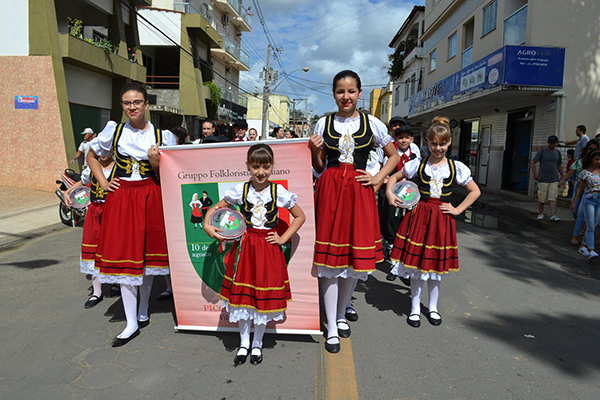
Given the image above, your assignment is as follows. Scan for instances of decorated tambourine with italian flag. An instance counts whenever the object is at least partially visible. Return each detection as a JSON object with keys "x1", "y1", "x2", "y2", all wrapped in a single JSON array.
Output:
[
  {"x1": 391, "y1": 180, "x2": 420, "y2": 210},
  {"x1": 209, "y1": 207, "x2": 247, "y2": 240},
  {"x1": 68, "y1": 186, "x2": 91, "y2": 209}
]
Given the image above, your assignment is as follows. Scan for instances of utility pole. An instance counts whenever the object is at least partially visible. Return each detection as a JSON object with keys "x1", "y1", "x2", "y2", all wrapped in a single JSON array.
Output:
[
  {"x1": 291, "y1": 98, "x2": 306, "y2": 135},
  {"x1": 261, "y1": 44, "x2": 272, "y2": 139}
]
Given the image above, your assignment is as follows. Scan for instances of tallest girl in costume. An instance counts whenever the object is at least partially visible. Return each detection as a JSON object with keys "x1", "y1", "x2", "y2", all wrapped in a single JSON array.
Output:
[{"x1": 310, "y1": 70, "x2": 399, "y2": 353}]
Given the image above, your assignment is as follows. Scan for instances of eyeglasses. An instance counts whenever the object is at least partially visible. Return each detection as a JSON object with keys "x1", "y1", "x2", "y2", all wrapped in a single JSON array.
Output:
[{"x1": 121, "y1": 100, "x2": 145, "y2": 107}]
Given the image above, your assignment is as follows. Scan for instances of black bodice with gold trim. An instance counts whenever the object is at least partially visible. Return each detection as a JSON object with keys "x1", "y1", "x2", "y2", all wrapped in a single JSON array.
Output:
[
  {"x1": 109, "y1": 123, "x2": 162, "y2": 180},
  {"x1": 410, "y1": 157, "x2": 457, "y2": 200},
  {"x1": 241, "y1": 182, "x2": 279, "y2": 229},
  {"x1": 323, "y1": 111, "x2": 374, "y2": 170}
]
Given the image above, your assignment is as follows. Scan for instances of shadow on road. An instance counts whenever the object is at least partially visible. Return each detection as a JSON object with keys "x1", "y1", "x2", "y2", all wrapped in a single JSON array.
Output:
[
  {"x1": 0, "y1": 259, "x2": 60, "y2": 269},
  {"x1": 463, "y1": 311, "x2": 600, "y2": 377}
]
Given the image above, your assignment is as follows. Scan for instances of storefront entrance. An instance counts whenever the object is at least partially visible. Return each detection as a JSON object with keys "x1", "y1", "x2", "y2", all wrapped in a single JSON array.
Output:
[
  {"x1": 502, "y1": 108, "x2": 534, "y2": 193},
  {"x1": 459, "y1": 118, "x2": 480, "y2": 179}
]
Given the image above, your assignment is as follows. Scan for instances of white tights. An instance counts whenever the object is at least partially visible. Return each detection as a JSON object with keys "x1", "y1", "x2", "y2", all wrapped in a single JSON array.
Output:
[
  {"x1": 409, "y1": 278, "x2": 441, "y2": 319},
  {"x1": 237, "y1": 320, "x2": 267, "y2": 356},
  {"x1": 321, "y1": 277, "x2": 357, "y2": 343},
  {"x1": 118, "y1": 275, "x2": 154, "y2": 339}
]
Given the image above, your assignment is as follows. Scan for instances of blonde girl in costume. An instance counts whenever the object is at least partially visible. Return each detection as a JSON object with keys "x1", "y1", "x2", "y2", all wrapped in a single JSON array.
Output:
[
  {"x1": 386, "y1": 117, "x2": 480, "y2": 327},
  {"x1": 65, "y1": 153, "x2": 114, "y2": 308},
  {"x1": 204, "y1": 144, "x2": 306, "y2": 366},
  {"x1": 87, "y1": 82, "x2": 177, "y2": 347},
  {"x1": 310, "y1": 70, "x2": 400, "y2": 353}
]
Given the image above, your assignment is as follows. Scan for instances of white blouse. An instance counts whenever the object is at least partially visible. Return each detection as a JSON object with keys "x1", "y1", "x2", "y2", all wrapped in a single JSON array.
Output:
[
  {"x1": 224, "y1": 182, "x2": 298, "y2": 229},
  {"x1": 89, "y1": 121, "x2": 176, "y2": 181},
  {"x1": 314, "y1": 114, "x2": 392, "y2": 164},
  {"x1": 80, "y1": 165, "x2": 113, "y2": 186},
  {"x1": 402, "y1": 158, "x2": 473, "y2": 198}
]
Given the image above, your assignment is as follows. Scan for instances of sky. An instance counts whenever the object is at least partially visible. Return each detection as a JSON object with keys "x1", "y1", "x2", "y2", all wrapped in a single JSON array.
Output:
[{"x1": 239, "y1": 0, "x2": 424, "y2": 117}]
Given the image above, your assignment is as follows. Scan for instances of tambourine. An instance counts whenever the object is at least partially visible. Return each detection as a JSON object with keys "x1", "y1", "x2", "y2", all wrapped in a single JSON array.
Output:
[
  {"x1": 69, "y1": 186, "x2": 91, "y2": 209},
  {"x1": 391, "y1": 180, "x2": 420, "y2": 209},
  {"x1": 209, "y1": 208, "x2": 247, "y2": 240}
]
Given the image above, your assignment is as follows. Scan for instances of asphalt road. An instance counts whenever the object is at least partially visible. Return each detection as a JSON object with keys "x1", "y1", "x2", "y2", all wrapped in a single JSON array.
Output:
[{"x1": 1, "y1": 210, "x2": 599, "y2": 399}]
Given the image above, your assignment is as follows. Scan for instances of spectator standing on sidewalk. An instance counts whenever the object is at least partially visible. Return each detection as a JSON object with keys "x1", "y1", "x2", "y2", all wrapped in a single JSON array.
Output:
[
  {"x1": 70, "y1": 128, "x2": 96, "y2": 169},
  {"x1": 532, "y1": 135, "x2": 564, "y2": 221},
  {"x1": 565, "y1": 125, "x2": 589, "y2": 159},
  {"x1": 571, "y1": 149, "x2": 600, "y2": 260}
]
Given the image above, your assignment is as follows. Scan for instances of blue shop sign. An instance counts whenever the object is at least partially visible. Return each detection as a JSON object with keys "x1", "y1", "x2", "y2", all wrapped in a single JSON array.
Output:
[
  {"x1": 409, "y1": 46, "x2": 565, "y2": 116},
  {"x1": 15, "y1": 95, "x2": 38, "y2": 110}
]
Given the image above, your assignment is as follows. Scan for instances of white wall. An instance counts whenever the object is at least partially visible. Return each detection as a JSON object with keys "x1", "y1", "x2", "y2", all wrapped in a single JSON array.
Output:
[
  {"x1": 138, "y1": 9, "x2": 181, "y2": 46},
  {"x1": 0, "y1": 0, "x2": 28, "y2": 55},
  {"x1": 64, "y1": 64, "x2": 112, "y2": 109}
]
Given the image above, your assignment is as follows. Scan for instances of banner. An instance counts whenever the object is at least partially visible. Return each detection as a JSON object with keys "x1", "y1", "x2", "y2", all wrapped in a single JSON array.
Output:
[{"x1": 159, "y1": 139, "x2": 320, "y2": 335}]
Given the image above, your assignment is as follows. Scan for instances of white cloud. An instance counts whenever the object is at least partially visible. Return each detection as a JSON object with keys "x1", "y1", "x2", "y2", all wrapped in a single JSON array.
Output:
[{"x1": 240, "y1": 0, "x2": 421, "y2": 115}]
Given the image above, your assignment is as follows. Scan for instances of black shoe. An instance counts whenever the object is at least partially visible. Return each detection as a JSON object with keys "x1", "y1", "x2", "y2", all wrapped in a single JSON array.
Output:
[
  {"x1": 234, "y1": 347, "x2": 249, "y2": 366},
  {"x1": 111, "y1": 329, "x2": 140, "y2": 347},
  {"x1": 386, "y1": 271, "x2": 397, "y2": 281},
  {"x1": 399, "y1": 276, "x2": 411, "y2": 286},
  {"x1": 325, "y1": 336, "x2": 340, "y2": 354},
  {"x1": 84, "y1": 294, "x2": 103, "y2": 309},
  {"x1": 407, "y1": 314, "x2": 421, "y2": 328},
  {"x1": 109, "y1": 285, "x2": 120, "y2": 298},
  {"x1": 138, "y1": 319, "x2": 150, "y2": 329},
  {"x1": 250, "y1": 347, "x2": 263, "y2": 365},
  {"x1": 345, "y1": 307, "x2": 358, "y2": 322},
  {"x1": 156, "y1": 290, "x2": 173, "y2": 301},
  {"x1": 337, "y1": 320, "x2": 351, "y2": 338},
  {"x1": 428, "y1": 311, "x2": 442, "y2": 326}
]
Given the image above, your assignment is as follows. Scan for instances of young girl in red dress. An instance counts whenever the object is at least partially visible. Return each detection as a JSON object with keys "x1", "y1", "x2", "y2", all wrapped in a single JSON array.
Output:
[
  {"x1": 65, "y1": 154, "x2": 115, "y2": 308},
  {"x1": 310, "y1": 70, "x2": 400, "y2": 353},
  {"x1": 87, "y1": 82, "x2": 177, "y2": 347},
  {"x1": 386, "y1": 117, "x2": 480, "y2": 327},
  {"x1": 204, "y1": 144, "x2": 306, "y2": 366}
]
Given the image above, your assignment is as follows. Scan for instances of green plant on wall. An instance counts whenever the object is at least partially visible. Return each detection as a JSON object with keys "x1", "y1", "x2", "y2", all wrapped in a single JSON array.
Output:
[
  {"x1": 67, "y1": 17, "x2": 83, "y2": 39},
  {"x1": 203, "y1": 81, "x2": 222, "y2": 107},
  {"x1": 96, "y1": 38, "x2": 113, "y2": 54}
]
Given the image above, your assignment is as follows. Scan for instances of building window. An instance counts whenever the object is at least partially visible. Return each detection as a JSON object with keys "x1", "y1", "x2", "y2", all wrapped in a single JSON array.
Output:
[
  {"x1": 462, "y1": 19, "x2": 474, "y2": 68},
  {"x1": 430, "y1": 49, "x2": 437, "y2": 72},
  {"x1": 483, "y1": 1, "x2": 497, "y2": 36},
  {"x1": 410, "y1": 73, "x2": 417, "y2": 96},
  {"x1": 395, "y1": 86, "x2": 400, "y2": 105},
  {"x1": 504, "y1": 5, "x2": 528, "y2": 45},
  {"x1": 448, "y1": 32, "x2": 457, "y2": 59},
  {"x1": 404, "y1": 78, "x2": 410, "y2": 100}
]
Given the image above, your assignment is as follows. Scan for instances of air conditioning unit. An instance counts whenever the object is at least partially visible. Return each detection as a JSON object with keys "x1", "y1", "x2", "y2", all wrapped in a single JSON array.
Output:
[{"x1": 222, "y1": 14, "x2": 230, "y2": 25}]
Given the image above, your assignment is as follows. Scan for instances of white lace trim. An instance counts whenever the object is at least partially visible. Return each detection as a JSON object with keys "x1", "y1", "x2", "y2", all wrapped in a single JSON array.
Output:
[
  {"x1": 80, "y1": 258, "x2": 97, "y2": 275},
  {"x1": 390, "y1": 261, "x2": 442, "y2": 282},
  {"x1": 145, "y1": 267, "x2": 170, "y2": 276},
  {"x1": 222, "y1": 300, "x2": 285, "y2": 325},
  {"x1": 97, "y1": 274, "x2": 143, "y2": 286},
  {"x1": 317, "y1": 265, "x2": 369, "y2": 281}
]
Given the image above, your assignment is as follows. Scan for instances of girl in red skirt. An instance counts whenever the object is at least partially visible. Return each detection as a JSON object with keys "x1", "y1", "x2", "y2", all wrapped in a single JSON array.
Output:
[
  {"x1": 87, "y1": 82, "x2": 177, "y2": 347},
  {"x1": 64, "y1": 154, "x2": 114, "y2": 308},
  {"x1": 204, "y1": 144, "x2": 306, "y2": 366},
  {"x1": 310, "y1": 70, "x2": 400, "y2": 353},
  {"x1": 386, "y1": 117, "x2": 480, "y2": 327}
]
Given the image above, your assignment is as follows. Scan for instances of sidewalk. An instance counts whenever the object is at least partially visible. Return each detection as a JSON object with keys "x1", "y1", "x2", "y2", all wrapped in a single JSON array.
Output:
[{"x1": 0, "y1": 187, "x2": 66, "y2": 250}]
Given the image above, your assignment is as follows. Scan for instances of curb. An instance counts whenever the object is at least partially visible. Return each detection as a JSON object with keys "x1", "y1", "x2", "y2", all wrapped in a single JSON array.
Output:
[{"x1": 0, "y1": 222, "x2": 70, "y2": 252}]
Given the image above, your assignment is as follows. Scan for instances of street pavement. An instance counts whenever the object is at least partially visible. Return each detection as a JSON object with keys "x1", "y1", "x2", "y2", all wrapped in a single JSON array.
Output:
[{"x1": 1, "y1": 186, "x2": 600, "y2": 399}]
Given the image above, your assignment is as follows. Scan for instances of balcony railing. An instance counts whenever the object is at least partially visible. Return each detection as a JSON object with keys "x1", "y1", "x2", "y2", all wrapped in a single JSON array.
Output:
[
  {"x1": 504, "y1": 5, "x2": 527, "y2": 46},
  {"x1": 237, "y1": 5, "x2": 252, "y2": 28},
  {"x1": 239, "y1": 48, "x2": 250, "y2": 67},
  {"x1": 461, "y1": 46, "x2": 473, "y2": 68},
  {"x1": 147, "y1": 75, "x2": 180, "y2": 89}
]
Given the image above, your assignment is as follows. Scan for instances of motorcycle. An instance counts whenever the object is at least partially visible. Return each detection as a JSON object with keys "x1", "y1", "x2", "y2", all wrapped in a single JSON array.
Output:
[{"x1": 55, "y1": 169, "x2": 87, "y2": 226}]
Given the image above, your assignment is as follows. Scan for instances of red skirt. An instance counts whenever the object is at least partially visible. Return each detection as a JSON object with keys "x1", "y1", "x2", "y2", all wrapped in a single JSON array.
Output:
[
  {"x1": 314, "y1": 164, "x2": 383, "y2": 272},
  {"x1": 390, "y1": 198, "x2": 459, "y2": 274},
  {"x1": 95, "y1": 178, "x2": 169, "y2": 282},
  {"x1": 220, "y1": 228, "x2": 291, "y2": 313},
  {"x1": 81, "y1": 201, "x2": 103, "y2": 263}
]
